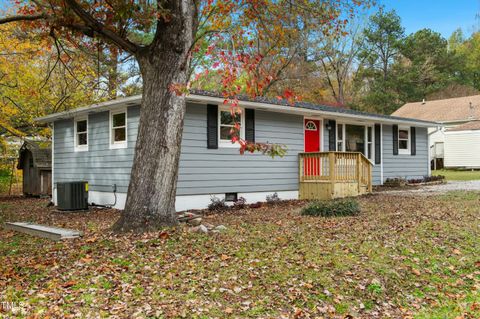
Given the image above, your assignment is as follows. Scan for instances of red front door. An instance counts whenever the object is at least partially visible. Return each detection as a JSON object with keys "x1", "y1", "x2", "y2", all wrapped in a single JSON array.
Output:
[
  {"x1": 304, "y1": 119, "x2": 321, "y2": 177},
  {"x1": 304, "y1": 119, "x2": 321, "y2": 152}
]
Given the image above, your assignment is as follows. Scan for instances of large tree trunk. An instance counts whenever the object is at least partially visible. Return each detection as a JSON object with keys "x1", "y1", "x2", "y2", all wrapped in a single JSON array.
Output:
[{"x1": 113, "y1": 1, "x2": 196, "y2": 232}]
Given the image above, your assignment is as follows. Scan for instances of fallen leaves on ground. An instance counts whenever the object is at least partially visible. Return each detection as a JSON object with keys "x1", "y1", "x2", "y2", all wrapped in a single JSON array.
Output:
[{"x1": 1, "y1": 192, "x2": 480, "y2": 318}]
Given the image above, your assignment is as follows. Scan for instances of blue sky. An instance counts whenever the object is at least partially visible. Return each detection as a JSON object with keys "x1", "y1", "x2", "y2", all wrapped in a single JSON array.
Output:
[{"x1": 381, "y1": 0, "x2": 480, "y2": 38}]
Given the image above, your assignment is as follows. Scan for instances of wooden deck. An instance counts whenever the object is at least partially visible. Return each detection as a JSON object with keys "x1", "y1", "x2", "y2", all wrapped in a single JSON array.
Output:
[{"x1": 299, "y1": 152, "x2": 373, "y2": 200}]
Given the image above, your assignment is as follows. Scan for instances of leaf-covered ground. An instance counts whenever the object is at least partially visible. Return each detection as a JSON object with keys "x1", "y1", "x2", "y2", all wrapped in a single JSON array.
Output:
[{"x1": 1, "y1": 192, "x2": 480, "y2": 318}]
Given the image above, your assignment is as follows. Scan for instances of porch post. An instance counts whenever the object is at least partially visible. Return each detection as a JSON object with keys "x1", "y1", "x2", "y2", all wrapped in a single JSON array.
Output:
[
  {"x1": 368, "y1": 161, "x2": 373, "y2": 192},
  {"x1": 329, "y1": 152, "x2": 335, "y2": 197},
  {"x1": 356, "y1": 153, "x2": 361, "y2": 192}
]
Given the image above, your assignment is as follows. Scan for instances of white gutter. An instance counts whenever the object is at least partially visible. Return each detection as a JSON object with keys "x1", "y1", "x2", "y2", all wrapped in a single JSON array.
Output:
[
  {"x1": 36, "y1": 95, "x2": 142, "y2": 123},
  {"x1": 36, "y1": 93, "x2": 439, "y2": 128},
  {"x1": 428, "y1": 126, "x2": 441, "y2": 136}
]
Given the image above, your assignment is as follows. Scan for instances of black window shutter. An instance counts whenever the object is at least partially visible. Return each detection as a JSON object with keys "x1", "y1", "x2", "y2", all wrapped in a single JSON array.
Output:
[
  {"x1": 374, "y1": 124, "x2": 381, "y2": 164},
  {"x1": 392, "y1": 124, "x2": 399, "y2": 155},
  {"x1": 207, "y1": 104, "x2": 218, "y2": 149},
  {"x1": 411, "y1": 127, "x2": 416, "y2": 155},
  {"x1": 328, "y1": 120, "x2": 336, "y2": 151},
  {"x1": 245, "y1": 109, "x2": 255, "y2": 143}
]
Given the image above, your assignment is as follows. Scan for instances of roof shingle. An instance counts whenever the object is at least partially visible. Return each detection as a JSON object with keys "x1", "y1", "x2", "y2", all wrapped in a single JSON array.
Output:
[
  {"x1": 392, "y1": 95, "x2": 480, "y2": 123},
  {"x1": 446, "y1": 120, "x2": 480, "y2": 132}
]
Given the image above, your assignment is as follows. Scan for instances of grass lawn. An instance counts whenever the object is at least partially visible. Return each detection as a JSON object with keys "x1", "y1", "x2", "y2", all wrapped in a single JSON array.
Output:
[
  {"x1": 1, "y1": 193, "x2": 480, "y2": 318},
  {"x1": 433, "y1": 169, "x2": 480, "y2": 181}
]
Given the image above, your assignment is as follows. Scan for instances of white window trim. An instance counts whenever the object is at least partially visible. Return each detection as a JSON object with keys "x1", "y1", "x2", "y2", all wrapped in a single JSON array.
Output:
[
  {"x1": 218, "y1": 105, "x2": 245, "y2": 148},
  {"x1": 365, "y1": 125, "x2": 374, "y2": 162},
  {"x1": 398, "y1": 126, "x2": 410, "y2": 155},
  {"x1": 109, "y1": 108, "x2": 128, "y2": 149},
  {"x1": 336, "y1": 123, "x2": 345, "y2": 152},
  {"x1": 74, "y1": 116, "x2": 88, "y2": 152},
  {"x1": 335, "y1": 121, "x2": 375, "y2": 164}
]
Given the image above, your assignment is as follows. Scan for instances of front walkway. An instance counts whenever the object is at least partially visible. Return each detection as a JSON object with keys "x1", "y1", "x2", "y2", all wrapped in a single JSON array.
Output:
[{"x1": 380, "y1": 180, "x2": 480, "y2": 196}]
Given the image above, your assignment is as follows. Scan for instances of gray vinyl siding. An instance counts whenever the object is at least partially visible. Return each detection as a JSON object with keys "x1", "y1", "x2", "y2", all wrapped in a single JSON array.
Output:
[
  {"x1": 177, "y1": 104, "x2": 303, "y2": 195},
  {"x1": 53, "y1": 103, "x2": 304, "y2": 196},
  {"x1": 53, "y1": 106, "x2": 139, "y2": 193},
  {"x1": 372, "y1": 164, "x2": 382, "y2": 185},
  {"x1": 53, "y1": 104, "x2": 430, "y2": 195},
  {"x1": 382, "y1": 125, "x2": 429, "y2": 180}
]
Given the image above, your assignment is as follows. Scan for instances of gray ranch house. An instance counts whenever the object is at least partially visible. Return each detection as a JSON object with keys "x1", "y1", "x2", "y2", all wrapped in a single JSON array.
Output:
[{"x1": 37, "y1": 91, "x2": 437, "y2": 211}]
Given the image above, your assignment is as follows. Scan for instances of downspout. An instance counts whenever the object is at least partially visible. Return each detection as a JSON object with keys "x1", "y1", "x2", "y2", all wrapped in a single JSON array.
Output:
[
  {"x1": 380, "y1": 124, "x2": 383, "y2": 184},
  {"x1": 51, "y1": 123, "x2": 55, "y2": 205}
]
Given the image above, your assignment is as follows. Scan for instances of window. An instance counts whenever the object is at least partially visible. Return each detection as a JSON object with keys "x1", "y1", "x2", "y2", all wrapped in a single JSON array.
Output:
[
  {"x1": 305, "y1": 121, "x2": 317, "y2": 131},
  {"x1": 366, "y1": 126, "x2": 373, "y2": 160},
  {"x1": 219, "y1": 106, "x2": 244, "y2": 147},
  {"x1": 345, "y1": 125, "x2": 365, "y2": 153},
  {"x1": 337, "y1": 124, "x2": 344, "y2": 151},
  {"x1": 335, "y1": 123, "x2": 375, "y2": 163},
  {"x1": 75, "y1": 117, "x2": 88, "y2": 151},
  {"x1": 110, "y1": 110, "x2": 127, "y2": 149},
  {"x1": 398, "y1": 126, "x2": 410, "y2": 154}
]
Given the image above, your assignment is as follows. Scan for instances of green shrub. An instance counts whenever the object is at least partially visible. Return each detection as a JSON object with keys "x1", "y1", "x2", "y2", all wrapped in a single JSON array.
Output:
[
  {"x1": 0, "y1": 169, "x2": 11, "y2": 193},
  {"x1": 301, "y1": 198, "x2": 360, "y2": 217}
]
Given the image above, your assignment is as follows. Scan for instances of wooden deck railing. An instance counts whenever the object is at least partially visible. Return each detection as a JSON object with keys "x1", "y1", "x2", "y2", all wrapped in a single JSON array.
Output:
[{"x1": 299, "y1": 152, "x2": 373, "y2": 198}]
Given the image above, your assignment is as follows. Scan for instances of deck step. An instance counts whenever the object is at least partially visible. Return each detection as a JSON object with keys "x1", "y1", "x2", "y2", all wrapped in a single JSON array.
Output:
[{"x1": 3, "y1": 222, "x2": 83, "y2": 241}]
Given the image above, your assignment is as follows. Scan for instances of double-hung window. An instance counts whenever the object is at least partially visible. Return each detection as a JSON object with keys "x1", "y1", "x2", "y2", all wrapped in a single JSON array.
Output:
[
  {"x1": 219, "y1": 106, "x2": 244, "y2": 147},
  {"x1": 398, "y1": 126, "x2": 410, "y2": 154},
  {"x1": 110, "y1": 109, "x2": 127, "y2": 149},
  {"x1": 74, "y1": 117, "x2": 88, "y2": 152}
]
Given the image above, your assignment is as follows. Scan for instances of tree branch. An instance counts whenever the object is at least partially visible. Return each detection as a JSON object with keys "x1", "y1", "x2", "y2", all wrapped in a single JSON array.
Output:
[
  {"x1": 0, "y1": 13, "x2": 48, "y2": 25},
  {"x1": 63, "y1": 0, "x2": 139, "y2": 54}
]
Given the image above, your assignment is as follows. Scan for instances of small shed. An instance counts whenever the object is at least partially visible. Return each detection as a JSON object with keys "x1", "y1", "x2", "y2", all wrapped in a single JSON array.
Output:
[{"x1": 17, "y1": 140, "x2": 52, "y2": 196}]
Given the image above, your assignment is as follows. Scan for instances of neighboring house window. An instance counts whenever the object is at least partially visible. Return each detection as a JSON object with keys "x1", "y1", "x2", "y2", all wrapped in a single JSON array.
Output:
[
  {"x1": 75, "y1": 117, "x2": 88, "y2": 152},
  {"x1": 337, "y1": 124, "x2": 344, "y2": 151},
  {"x1": 110, "y1": 109, "x2": 127, "y2": 149},
  {"x1": 398, "y1": 126, "x2": 410, "y2": 154},
  {"x1": 218, "y1": 106, "x2": 244, "y2": 147}
]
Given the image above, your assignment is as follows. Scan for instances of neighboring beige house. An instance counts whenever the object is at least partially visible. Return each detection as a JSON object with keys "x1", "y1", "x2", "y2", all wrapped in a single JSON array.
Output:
[{"x1": 393, "y1": 95, "x2": 480, "y2": 169}]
